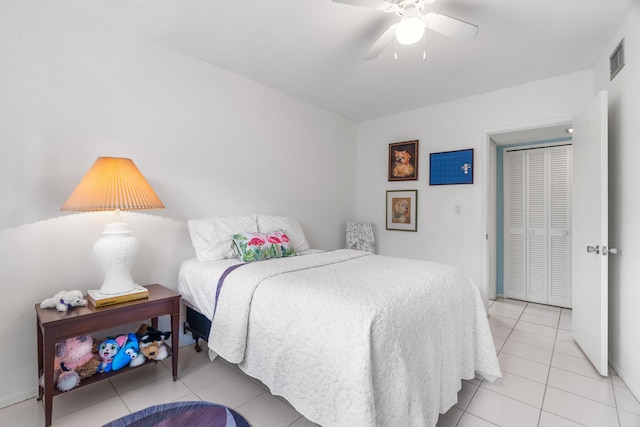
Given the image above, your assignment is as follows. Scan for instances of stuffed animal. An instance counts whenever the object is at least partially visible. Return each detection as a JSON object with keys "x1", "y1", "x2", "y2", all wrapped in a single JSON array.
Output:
[
  {"x1": 76, "y1": 339, "x2": 101, "y2": 379},
  {"x1": 40, "y1": 290, "x2": 87, "y2": 312},
  {"x1": 136, "y1": 323, "x2": 171, "y2": 361},
  {"x1": 129, "y1": 347, "x2": 146, "y2": 367},
  {"x1": 138, "y1": 339, "x2": 169, "y2": 361},
  {"x1": 111, "y1": 333, "x2": 143, "y2": 371},
  {"x1": 97, "y1": 335, "x2": 127, "y2": 373},
  {"x1": 39, "y1": 335, "x2": 100, "y2": 392}
]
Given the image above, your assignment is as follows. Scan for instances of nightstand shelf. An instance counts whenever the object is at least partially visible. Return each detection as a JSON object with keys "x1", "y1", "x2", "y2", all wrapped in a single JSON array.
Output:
[
  {"x1": 35, "y1": 284, "x2": 180, "y2": 427},
  {"x1": 49, "y1": 347, "x2": 172, "y2": 397}
]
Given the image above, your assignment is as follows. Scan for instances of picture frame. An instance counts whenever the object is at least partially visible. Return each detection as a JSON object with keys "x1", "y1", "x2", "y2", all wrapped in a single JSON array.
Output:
[
  {"x1": 429, "y1": 148, "x2": 474, "y2": 185},
  {"x1": 386, "y1": 190, "x2": 417, "y2": 231},
  {"x1": 388, "y1": 140, "x2": 419, "y2": 181}
]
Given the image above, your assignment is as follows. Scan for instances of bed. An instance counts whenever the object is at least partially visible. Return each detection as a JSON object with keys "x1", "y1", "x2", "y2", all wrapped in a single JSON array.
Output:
[{"x1": 179, "y1": 215, "x2": 501, "y2": 427}]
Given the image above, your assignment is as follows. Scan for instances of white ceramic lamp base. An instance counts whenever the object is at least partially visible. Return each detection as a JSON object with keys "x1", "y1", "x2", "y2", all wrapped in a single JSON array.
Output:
[{"x1": 93, "y1": 221, "x2": 140, "y2": 295}]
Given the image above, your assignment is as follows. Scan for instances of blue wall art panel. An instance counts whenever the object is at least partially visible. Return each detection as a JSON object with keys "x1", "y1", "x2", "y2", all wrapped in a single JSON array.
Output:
[{"x1": 429, "y1": 149, "x2": 474, "y2": 185}]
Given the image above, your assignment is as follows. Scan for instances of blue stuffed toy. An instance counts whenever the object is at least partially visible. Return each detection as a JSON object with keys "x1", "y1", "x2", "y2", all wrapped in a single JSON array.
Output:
[
  {"x1": 111, "y1": 333, "x2": 141, "y2": 371},
  {"x1": 97, "y1": 335, "x2": 127, "y2": 373}
]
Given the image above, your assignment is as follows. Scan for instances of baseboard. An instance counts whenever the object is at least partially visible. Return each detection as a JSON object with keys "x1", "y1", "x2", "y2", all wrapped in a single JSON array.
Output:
[
  {"x1": 609, "y1": 360, "x2": 640, "y2": 402},
  {"x1": 0, "y1": 387, "x2": 37, "y2": 410}
]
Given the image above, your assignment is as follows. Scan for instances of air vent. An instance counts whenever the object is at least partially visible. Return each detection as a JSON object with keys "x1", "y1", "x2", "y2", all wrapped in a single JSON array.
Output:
[{"x1": 610, "y1": 38, "x2": 625, "y2": 81}]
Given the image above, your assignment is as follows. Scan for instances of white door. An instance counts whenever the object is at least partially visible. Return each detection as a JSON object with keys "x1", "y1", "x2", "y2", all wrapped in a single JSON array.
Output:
[
  {"x1": 548, "y1": 146, "x2": 572, "y2": 307},
  {"x1": 526, "y1": 148, "x2": 549, "y2": 304},
  {"x1": 504, "y1": 151, "x2": 526, "y2": 300},
  {"x1": 571, "y1": 91, "x2": 609, "y2": 376},
  {"x1": 504, "y1": 146, "x2": 572, "y2": 307}
]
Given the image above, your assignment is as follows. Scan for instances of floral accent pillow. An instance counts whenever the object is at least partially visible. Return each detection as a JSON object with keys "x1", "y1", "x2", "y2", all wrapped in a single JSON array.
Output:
[{"x1": 232, "y1": 231, "x2": 297, "y2": 262}]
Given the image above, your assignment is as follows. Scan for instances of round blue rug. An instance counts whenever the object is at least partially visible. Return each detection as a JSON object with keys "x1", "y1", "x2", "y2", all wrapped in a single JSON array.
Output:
[{"x1": 103, "y1": 401, "x2": 251, "y2": 427}]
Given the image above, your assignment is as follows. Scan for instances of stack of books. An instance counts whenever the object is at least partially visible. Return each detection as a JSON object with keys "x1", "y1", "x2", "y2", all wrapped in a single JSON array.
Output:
[{"x1": 87, "y1": 284, "x2": 149, "y2": 308}]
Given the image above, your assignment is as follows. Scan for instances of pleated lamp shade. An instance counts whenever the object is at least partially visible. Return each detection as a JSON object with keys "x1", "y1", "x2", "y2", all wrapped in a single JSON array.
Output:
[
  {"x1": 61, "y1": 157, "x2": 164, "y2": 298},
  {"x1": 62, "y1": 157, "x2": 165, "y2": 212}
]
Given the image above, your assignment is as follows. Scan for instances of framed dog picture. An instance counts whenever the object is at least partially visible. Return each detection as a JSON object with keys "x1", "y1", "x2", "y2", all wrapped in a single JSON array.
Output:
[
  {"x1": 388, "y1": 140, "x2": 418, "y2": 181},
  {"x1": 386, "y1": 190, "x2": 417, "y2": 231}
]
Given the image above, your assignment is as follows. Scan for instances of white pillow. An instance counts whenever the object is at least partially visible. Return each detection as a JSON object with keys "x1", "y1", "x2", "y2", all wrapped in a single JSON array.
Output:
[
  {"x1": 256, "y1": 214, "x2": 310, "y2": 252},
  {"x1": 187, "y1": 215, "x2": 258, "y2": 262}
]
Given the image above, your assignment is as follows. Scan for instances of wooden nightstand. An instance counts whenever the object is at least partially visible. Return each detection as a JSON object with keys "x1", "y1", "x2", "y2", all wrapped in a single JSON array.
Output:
[{"x1": 35, "y1": 284, "x2": 181, "y2": 427}]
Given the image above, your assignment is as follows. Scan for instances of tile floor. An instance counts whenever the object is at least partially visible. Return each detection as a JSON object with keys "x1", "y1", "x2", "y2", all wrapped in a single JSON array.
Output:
[
  {"x1": 439, "y1": 298, "x2": 640, "y2": 427},
  {"x1": 2, "y1": 298, "x2": 639, "y2": 426}
]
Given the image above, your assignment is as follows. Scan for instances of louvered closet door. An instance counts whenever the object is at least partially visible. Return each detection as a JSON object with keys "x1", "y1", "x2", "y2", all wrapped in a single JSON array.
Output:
[
  {"x1": 504, "y1": 151, "x2": 526, "y2": 300},
  {"x1": 526, "y1": 149, "x2": 548, "y2": 304},
  {"x1": 503, "y1": 146, "x2": 572, "y2": 308},
  {"x1": 548, "y1": 146, "x2": 571, "y2": 307}
]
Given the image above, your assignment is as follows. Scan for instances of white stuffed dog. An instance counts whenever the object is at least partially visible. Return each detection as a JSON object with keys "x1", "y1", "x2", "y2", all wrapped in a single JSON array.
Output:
[{"x1": 40, "y1": 290, "x2": 87, "y2": 312}]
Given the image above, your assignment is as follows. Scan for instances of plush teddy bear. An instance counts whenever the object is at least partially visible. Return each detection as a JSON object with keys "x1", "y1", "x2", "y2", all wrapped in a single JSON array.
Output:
[
  {"x1": 39, "y1": 334, "x2": 101, "y2": 392},
  {"x1": 40, "y1": 290, "x2": 87, "y2": 312},
  {"x1": 135, "y1": 323, "x2": 171, "y2": 361}
]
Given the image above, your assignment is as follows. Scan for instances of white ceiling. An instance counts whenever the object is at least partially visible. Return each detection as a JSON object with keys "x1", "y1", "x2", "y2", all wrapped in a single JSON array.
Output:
[{"x1": 63, "y1": 0, "x2": 635, "y2": 122}]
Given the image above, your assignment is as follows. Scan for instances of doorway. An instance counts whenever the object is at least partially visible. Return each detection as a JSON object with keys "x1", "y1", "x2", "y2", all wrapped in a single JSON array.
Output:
[
  {"x1": 482, "y1": 121, "x2": 573, "y2": 304},
  {"x1": 482, "y1": 93, "x2": 610, "y2": 374}
]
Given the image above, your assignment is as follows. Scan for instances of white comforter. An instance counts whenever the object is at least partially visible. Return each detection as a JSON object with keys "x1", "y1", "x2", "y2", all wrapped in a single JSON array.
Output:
[{"x1": 205, "y1": 249, "x2": 500, "y2": 427}]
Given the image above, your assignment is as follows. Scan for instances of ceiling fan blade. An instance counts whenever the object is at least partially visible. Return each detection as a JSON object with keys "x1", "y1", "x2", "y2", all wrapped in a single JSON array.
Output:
[
  {"x1": 424, "y1": 12, "x2": 478, "y2": 40},
  {"x1": 332, "y1": 0, "x2": 395, "y2": 12},
  {"x1": 363, "y1": 23, "x2": 398, "y2": 60}
]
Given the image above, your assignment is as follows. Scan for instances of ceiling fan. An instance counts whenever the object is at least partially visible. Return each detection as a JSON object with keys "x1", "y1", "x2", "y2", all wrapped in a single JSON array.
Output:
[{"x1": 333, "y1": 0, "x2": 478, "y2": 60}]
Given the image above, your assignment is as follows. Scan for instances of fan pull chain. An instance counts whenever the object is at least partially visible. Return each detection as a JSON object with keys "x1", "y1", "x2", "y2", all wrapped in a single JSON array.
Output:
[
  {"x1": 422, "y1": 32, "x2": 426, "y2": 61},
  {"x1": 394, "y1": 38, "x2": 398, "y2": 61}
]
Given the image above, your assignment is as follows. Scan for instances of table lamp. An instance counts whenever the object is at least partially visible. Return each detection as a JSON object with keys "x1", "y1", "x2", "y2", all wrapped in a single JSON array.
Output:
[{"x1": 61, "y1": 157, "x2": 165, "y2": 299}]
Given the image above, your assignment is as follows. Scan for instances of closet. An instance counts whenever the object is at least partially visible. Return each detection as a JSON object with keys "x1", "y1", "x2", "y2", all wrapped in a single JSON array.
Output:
[{"x1": 503, "y1": 144, "x2": 572, "y2": 308}]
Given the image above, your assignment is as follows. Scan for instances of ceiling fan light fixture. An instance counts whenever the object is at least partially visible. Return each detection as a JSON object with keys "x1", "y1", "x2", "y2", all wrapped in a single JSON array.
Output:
[{"x1": 396, "y1": 8, "x2": 424, "y2": 45}]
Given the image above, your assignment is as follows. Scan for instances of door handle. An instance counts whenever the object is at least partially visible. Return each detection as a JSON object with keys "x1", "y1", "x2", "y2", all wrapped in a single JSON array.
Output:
[
  {"x1": 587, "y1": 245, "x2": 600, "y2": 254},
  {"x1": 603, "y1": 246, "x2": 619, "y2": 255}
]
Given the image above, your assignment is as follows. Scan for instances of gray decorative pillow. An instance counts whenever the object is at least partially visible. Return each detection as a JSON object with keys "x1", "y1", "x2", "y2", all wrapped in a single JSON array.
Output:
[{"x1": 346, "y1": 221, "x2": 375, "y2": 253}]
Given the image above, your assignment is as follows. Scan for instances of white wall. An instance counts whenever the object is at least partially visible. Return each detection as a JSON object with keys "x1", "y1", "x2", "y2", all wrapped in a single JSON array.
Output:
[
  {"x1": 0, "y1": 2, "x2": 356, "y2": 407},
  {"x1": 593, "y1": 1, "x2": 640, "y2": 399},
  {"x1": 355, "y1": 71, "x2": 593, "y2": 291}
]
